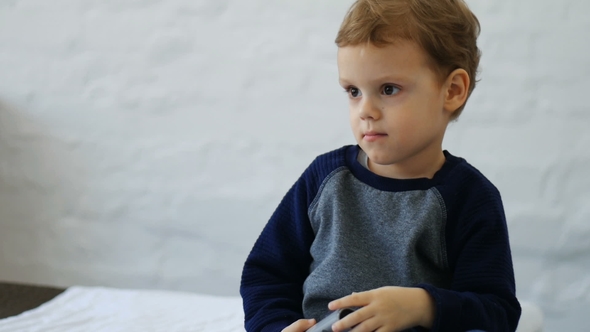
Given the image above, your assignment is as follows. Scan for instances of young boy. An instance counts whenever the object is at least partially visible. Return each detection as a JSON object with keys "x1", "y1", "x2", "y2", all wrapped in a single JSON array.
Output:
[{"x1": 240, "y1": 0, "x2": 521, "y2": 331}]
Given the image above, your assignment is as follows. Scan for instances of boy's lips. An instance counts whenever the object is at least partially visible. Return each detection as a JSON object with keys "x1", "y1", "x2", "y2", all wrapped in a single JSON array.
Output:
[{"x1": 363, "y1": 131, "x2": 387, "y2": 142}]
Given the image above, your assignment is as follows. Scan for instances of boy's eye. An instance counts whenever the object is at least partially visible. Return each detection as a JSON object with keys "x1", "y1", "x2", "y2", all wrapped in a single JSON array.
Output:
[
  {"x1": 382, "y1": 85, "x2": 400, "y2": 96},
  {"x1": 346, "y1": 87, "x2": 361, "y2": 98}
]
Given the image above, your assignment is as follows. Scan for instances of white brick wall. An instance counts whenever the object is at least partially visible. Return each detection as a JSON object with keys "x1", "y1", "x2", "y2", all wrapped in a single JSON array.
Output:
[{"x1": 0, "y1": 0, "x2": 588, "y2": 329}]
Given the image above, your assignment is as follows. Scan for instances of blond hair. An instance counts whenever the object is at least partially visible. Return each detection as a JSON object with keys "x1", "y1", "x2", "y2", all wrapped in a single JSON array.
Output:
[{"x1": 335, "y1": 0, "x2": 481, "y2": 118}]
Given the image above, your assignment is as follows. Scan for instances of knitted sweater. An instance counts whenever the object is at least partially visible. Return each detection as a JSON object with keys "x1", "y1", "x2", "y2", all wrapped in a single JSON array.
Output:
[{"x1": 240, "y1": 145, "x2": 521, "y2": 332}]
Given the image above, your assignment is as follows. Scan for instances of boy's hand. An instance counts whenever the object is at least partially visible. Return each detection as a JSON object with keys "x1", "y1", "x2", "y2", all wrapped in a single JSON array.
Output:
[
  {"x1": 281, "y1": 319, "x2": 316, "y2": 332},
  {"x1": 328, "y1": 286, "x2": 435, "y2": 332}
]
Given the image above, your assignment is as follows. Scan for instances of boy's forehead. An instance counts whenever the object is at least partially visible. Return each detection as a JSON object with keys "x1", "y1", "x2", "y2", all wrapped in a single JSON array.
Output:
[
  {"x1": 337, "y1": 41, "x2": 430, "y2": 82},
  {"x1": 337, "y1": 40, "x2": 426, "y2": 63}
]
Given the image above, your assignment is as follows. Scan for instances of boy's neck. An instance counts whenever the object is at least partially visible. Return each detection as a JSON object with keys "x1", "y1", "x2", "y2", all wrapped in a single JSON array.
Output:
[{"x1": 366, "y1": 146, "x2": 446, "y2": 180}]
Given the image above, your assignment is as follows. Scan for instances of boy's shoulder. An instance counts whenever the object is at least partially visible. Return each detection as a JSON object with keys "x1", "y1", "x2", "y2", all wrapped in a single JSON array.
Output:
[
  {"x1": 440, "y1": 151, "x2": 503, "y2": 205},
  {"x1": 297, "y1": 145, "x2": 353, "y2": 186},
  {"x1": 312, "y1": 145, "x2": 352, "y2": 162},
  {"x1": 443, "y1": 152, "x2": 499, "y2": 189},
  {"x1": 305, "y1": 145, "x2": 353, "y2": 174}
]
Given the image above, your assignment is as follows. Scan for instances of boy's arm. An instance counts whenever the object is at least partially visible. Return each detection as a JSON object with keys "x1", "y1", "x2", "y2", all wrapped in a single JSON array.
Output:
[
  {"x1": 417, "y1": 185, "x2": 521, "y2": 332},
  {"x1": 240, "y1": 175, "x2": 316, "y2": 332}
]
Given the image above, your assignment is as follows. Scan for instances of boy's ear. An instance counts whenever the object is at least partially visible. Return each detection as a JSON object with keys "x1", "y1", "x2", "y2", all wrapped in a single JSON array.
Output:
[{"x1": 443, "y1": 68, "x2": 470, "y2": 114}]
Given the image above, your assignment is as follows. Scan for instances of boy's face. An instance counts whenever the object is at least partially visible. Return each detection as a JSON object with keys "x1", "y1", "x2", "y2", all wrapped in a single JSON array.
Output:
[{"x1": 337, "y1": 40, "x2": 453, "y2": 179}]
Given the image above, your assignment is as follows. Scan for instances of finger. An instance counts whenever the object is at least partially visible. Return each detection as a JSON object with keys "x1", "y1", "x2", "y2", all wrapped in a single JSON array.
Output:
[
  {"x1": 349, "y1": 316, "x2": 380, "y2": 332},
  {"x1": 329, "y1": 291, "x2": 370, "y2": 310},
  {"x1": 282, "y1": 319, "x2": 316, "y2": 332},
  {"x1": 375, "y1": 328, "x2": 392, "y2": 332},
  {"x1": 299, "y1": 319, "x2": 316, "y2": 330},
  {"x1": 332, "y1": 308, "x2": 372, "y2": 332}
]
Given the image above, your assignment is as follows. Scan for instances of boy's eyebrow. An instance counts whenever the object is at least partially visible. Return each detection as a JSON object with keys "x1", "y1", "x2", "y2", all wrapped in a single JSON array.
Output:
[{"x1": 339, "y1": 75, "x2": 410, "y2": 86}]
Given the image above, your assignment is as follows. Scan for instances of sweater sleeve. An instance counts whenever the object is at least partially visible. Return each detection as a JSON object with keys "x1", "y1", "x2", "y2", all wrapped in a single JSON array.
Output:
[
  {"x1": 239, "y1": 149, "x2": 346, "y2": 332},
  {"x1": 240, "y1": 176, "x2": 314, "y2": 332},
  {"x1": 418, "y1": 176, "x2": 521, "y2": 332}
]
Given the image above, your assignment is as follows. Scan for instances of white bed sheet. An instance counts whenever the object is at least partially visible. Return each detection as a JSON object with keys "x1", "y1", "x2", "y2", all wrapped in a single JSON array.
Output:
[
  {"x1": 0, "y1": 286, "x2": 543, "y2": 332},
  {"x1": 0, "y1": 286, "x2": 245, "y2": 332}
]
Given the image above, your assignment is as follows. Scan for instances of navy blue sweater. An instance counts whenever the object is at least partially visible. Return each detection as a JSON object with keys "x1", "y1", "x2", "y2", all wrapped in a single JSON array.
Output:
[{"x1": 240, "y1": 145, "x2": 521, "y2": 331}]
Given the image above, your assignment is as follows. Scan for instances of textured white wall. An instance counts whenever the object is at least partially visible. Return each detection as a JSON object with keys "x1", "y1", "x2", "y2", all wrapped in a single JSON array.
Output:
[{"x1": 0, "y1": 0, "x2": 588, "y2": 330}]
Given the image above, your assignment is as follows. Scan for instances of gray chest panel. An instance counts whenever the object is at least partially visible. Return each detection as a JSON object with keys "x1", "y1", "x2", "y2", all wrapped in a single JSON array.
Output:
[{"x1": 302, "y1": 169, "x2": 451, "y2": 320}]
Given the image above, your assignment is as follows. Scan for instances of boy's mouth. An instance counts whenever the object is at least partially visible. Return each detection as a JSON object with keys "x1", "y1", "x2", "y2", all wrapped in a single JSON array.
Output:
[{"x1": 363, "y1": 131, "x2": 387, "y2": 142}]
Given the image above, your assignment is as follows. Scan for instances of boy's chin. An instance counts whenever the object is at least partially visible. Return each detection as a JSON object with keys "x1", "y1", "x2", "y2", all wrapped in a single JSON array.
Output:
[{"x1": 365, "y1": 153, "x2": 399, "y2": 167}]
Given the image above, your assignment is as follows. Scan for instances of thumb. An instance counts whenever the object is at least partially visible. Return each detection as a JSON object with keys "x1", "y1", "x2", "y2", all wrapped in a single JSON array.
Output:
[
  {"x1": 300, "y1": 318, "x2": 316, "y2": 330},
  {"x1": 283, "y1": 319, "x2": 317, "y2": 332}
]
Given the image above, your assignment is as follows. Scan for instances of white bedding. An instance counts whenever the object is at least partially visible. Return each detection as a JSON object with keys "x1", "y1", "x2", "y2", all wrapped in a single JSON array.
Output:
[
  {"x1": 0, "y1": 286, "x2": 543, "y2": 332},
  {"x1": 0, "y1": 286, "x2": 246, "y2": 332}
]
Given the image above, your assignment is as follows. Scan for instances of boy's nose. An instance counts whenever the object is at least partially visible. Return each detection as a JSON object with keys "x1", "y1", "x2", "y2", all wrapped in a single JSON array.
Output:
[{"x1": 358, "y1": 97, "x2": 381, "y2": 120}]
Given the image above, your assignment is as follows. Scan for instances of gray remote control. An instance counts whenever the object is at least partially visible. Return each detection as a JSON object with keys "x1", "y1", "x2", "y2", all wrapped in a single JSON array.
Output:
[{"x1": 306, "y1": 308, "x2": 356, "y2": 332}]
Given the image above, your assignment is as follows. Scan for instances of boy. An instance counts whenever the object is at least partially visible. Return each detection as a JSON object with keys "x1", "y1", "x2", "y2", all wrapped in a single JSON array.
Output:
[{"x1": 240, "y1": 0, "x2": 521, "y2": 331}]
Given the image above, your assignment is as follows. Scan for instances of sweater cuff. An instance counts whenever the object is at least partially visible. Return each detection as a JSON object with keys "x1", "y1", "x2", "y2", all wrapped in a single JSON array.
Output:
[{"x1": 416, "y1": 283, "x2": 462, "y2": 332}]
